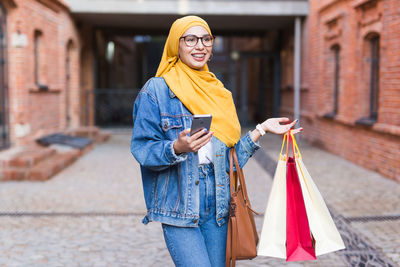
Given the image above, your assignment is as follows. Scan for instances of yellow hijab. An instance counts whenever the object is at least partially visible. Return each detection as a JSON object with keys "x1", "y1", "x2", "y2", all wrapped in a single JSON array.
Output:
[{"x1": 155, "y1": 16, "x2": 241, "y2": 147}]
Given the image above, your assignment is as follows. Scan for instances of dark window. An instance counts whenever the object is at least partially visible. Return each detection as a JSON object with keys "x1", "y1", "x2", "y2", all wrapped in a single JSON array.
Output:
[
  {"x1": 370, "y1": 36, "x2": 379, "y2": 120},
  {"x1": 332, "y1": 45, "x2": 340, "y2": 115},
  {"x1": 323, "y1": 45, "x2": 340, "y2": 120},
  {"x1": 33, "y1": 30, "x2": 48, "y2": 90},
  {"x1": 355, "y1": 34, "x2": 380, "y2": 126},
  {"x1": 66, "y1": 40, "x2": 73, "y2": 127},
  {"x1": 34, "y1": 30, "x2": 42, "y2": 85},
  {"x1": 0, "y1": 3, "x2": 10, "y2": 149}
]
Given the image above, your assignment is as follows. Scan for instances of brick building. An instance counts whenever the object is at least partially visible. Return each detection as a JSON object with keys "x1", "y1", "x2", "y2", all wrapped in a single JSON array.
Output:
[
  {"x1": 0, "y1": 0, "x2": 85, "y2": 149},
  {"x1": 280, "y1": 0, "x2": 400, "y2": 182}
]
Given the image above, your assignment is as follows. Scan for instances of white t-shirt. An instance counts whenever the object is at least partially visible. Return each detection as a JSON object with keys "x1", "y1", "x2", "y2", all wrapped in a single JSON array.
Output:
[{"x1": 198, "y1": 141, "x2": 213, "y2": 164}]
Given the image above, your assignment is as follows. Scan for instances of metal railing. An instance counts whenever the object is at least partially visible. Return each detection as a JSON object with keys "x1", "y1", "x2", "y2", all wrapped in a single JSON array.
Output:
[{"x1": 87, "y1": 89, "x2": 140, "y2": 127}]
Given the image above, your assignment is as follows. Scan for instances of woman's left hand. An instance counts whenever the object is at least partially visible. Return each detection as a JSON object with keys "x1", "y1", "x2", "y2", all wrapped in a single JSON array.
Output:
[{"x1": 261, "y1": 117, "x2": 303, "y2": 135}]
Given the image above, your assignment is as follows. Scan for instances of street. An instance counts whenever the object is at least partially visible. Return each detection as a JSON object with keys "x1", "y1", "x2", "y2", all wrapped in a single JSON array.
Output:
[{"x1": 0, "y1": 130, "x2": 399, "y2": 266}]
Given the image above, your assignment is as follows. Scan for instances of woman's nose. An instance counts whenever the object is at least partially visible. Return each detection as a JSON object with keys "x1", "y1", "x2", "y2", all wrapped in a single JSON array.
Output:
[{"x1": 195, "y1": 40, "x2": 205, "y2": 49}]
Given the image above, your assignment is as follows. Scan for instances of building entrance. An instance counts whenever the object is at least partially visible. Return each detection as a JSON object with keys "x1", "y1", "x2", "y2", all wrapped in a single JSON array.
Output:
[
  {"x1": 93, "y1": 30, "x2": 280, "y2": 127},
  {"x1": 237, "y1": 52, "x2": 280, "y2": 124},
  {"x1": 94, "y1": 31, "x2": 165, "y2": 127},
  {"x1": 207, "y1": 36, "x2": 281, "y2": 125}
]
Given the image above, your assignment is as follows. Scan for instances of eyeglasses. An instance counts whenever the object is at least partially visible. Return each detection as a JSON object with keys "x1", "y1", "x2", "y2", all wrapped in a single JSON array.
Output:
[{"x1": 180, "y1": 35, "x2": 215, "y2": 47}]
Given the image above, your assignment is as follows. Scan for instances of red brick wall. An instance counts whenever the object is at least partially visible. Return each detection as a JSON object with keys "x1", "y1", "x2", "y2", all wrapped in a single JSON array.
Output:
[
  {"x1": 281, "y1": 0, "x2": 400, "y2": 182},
  {"x1": 5, "y1": 0, "x2": 82, "y2": 146}
]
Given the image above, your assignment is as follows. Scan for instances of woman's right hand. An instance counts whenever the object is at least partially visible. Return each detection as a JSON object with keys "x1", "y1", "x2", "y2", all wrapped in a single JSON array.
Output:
[{"x1": 173, "y1": 128, "x2": 214, "y2": 154}]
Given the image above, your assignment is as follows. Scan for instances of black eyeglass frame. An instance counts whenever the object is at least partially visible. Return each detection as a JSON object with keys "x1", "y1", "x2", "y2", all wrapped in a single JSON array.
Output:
[{"x1": 179, "y1": 34, "x2": 215, "y2": 47}]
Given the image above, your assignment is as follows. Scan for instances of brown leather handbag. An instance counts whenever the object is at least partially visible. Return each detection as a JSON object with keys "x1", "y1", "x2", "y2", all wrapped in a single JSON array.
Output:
[{"x1": 226, "y1": 148, "x2": 259, "y2": 267}]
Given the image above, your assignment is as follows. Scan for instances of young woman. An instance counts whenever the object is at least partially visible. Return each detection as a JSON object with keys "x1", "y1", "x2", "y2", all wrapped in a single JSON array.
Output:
[{"x1": 131, "y1": 15, "x2": 302, "y2": 267}]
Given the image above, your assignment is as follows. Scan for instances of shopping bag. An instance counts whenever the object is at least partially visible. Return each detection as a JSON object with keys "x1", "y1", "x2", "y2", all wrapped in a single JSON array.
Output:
[
  {"x1": 286, "y1": 144, "x2": 317, "y2": 261},
  {"x1": 257, "y1": 134, "x2": 287, "y2": 258},
  {"x1": 226, "y1": 148, "x2": 258, "y2": 267},
  {"x1": 290, "y1": 132, "x2": 345, "y2": 256}
]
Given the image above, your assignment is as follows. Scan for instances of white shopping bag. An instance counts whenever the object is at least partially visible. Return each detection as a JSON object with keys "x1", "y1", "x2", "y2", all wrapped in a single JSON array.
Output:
[
  {"x1": 257, "y1": 136, "x2": 288, "y2": 258},
  {"x1": 291, "y1": 132, "x2": 346, "y2": 256}
]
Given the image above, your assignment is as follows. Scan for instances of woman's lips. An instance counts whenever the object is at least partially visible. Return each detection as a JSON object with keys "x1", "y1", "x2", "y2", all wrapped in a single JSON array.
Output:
[{"x1": 192, "y1": 54, "x2": 206, "y2": 62}]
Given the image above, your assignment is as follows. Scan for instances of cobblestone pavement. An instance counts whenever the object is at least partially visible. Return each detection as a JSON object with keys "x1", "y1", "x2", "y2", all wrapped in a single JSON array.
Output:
[{"x1": 0, "y1": 130, "x2": 399, "y2": 266}]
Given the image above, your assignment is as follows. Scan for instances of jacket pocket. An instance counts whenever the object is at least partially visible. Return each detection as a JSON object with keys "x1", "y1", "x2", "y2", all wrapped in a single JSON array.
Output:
[
  {"x1": 161, "y1": 116, "x2": 183, "y2": 131},
  {"x1": 161, "y1": 116, "x2": 183, "y2": 141}
]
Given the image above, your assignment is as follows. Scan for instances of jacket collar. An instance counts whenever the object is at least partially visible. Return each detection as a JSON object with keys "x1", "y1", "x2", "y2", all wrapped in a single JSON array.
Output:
[{"x1": 168, "y1": 89, "x2": 176, "y2": 98}]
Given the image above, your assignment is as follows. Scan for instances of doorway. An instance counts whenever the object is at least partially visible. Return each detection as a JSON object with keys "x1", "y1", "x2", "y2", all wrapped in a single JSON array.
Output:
[
  {"x1": 238, "y1": 52, "x2": 281, "y2": 124},
  {"x1": 94, "y1": 31, "x2": 165, "y2": 127}
]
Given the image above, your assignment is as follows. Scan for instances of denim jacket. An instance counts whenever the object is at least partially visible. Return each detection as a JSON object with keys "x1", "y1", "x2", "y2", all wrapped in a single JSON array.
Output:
[{"x1": 131, "y1": 77, "x2": 260, "y2": 227}]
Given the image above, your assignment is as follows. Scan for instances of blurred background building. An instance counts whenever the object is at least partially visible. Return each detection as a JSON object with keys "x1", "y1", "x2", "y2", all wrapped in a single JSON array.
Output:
[{"x1": 0, "y1": 0, "x2": 399, "y2": 181}]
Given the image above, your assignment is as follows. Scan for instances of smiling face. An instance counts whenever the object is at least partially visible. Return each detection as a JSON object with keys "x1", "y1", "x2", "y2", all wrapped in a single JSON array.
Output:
[{"x1": 178, "y1": 26, "x2": 213, "y2": 70}]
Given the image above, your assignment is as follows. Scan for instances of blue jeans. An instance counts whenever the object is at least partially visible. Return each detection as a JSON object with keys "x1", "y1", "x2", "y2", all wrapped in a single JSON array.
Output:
[{"x1": 162, "y1": 164, "x2": 228, "y2": 267}]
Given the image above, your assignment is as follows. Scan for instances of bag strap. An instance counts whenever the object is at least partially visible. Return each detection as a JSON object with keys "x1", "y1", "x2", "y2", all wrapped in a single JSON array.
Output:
[
  {"x1": 229, "y1": 148, "x2": 237, "y2": 195},
  {"x1": 290, "y1": 131, "x2": 302, "y2": 159},
  {"x1": 229, "y1": 148, "x2": 248, "y2": 201},
  {"x1": 289, "y1": 131, "x2": 312, "y2": 197},
  {"x1": 279, "y1": 133, "x2": 288, "y2": 158},
  {"x1": 226, "y1": 219, "x2": 232, "y2": 267},
  {"x1": 280, "y1": 131, "x2": 297, "y2": 160},
  {"x1": 227, "y1": 150, "x2": 238, "y2": 267},
  {"x1": 225, "y1": 216, "x2": 238, "y2": 267},
  {"x1": 280, "y1": 132, "x2": 295, "y2": 161},
  {"x1": 231, "y1": 148, "x2": 259, "y2": 215},
  {"x1": 287, "y1": 132, "x2": 290, "y2": 158},
  {"x1": 231, "y1": 216, "x2": 238, "y2": 267},
  {"x1": 232, "y1": 149, "x2": 248, "y2": 201}
]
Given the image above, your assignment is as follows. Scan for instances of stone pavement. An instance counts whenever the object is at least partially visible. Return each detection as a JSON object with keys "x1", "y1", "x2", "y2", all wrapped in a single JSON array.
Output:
[{"x1": 0, "y1": 129, "x2": 399, "y2": 266}]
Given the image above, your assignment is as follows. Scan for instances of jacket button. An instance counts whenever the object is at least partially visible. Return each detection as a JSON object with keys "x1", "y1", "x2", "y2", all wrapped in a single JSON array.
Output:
[
  {"x1": 193, "y1": 219, "x2": 198, "y2": 223},
  {"x1": 195, "y1": 180, "x2": 199, "y2": 185}
]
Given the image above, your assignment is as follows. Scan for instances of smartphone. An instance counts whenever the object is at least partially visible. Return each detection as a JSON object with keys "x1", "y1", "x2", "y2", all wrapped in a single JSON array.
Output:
[{"x1": 190, "y1": 114, "x2": 212, "y2": 136}]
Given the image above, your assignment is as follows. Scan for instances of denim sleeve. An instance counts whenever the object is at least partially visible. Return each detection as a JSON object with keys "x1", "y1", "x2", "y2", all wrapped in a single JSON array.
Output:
[
  {"x1": 226, "y1": 131, "x2": 260, "y2": 172},
  {"x1": 130, "y1": 83, "x2": 187, "y2": 171}
]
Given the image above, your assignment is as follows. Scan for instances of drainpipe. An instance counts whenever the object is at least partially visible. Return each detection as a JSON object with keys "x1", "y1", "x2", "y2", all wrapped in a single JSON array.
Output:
[{"x1": 294, "y1": 16, "x2": 301, "y2": 125}]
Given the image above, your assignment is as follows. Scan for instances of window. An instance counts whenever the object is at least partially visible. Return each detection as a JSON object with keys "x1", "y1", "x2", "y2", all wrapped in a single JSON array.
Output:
[
  {"x1": 369, "y1": 35, "x2": 379, "y2": 120},
  {"x1": 323, "y1": 45, "x2": 340, "y2": 119},
  {"x1": 0, "y1": 3, "x2": 9, "y2": 148},
  {"x1": 356, "y1": 33, "x2": 380, "y2": 126},
  {"x1": 34, "y1": 30, "x2": 48, "y2": 90},
  {"x1": 34, "y1": 30, "x2": 41, "y2": 85},
  {"x1": 332, "y1": 45, "x2": 340, "y2": 115},
  {"x1": 66, "y1": 40, "x2": 73, "y2": 127}
]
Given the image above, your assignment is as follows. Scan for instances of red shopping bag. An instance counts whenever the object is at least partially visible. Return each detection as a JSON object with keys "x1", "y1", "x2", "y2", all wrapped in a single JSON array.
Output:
[{"x1": 286, "y1": 134, "x2": 316, "y2": 262}]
